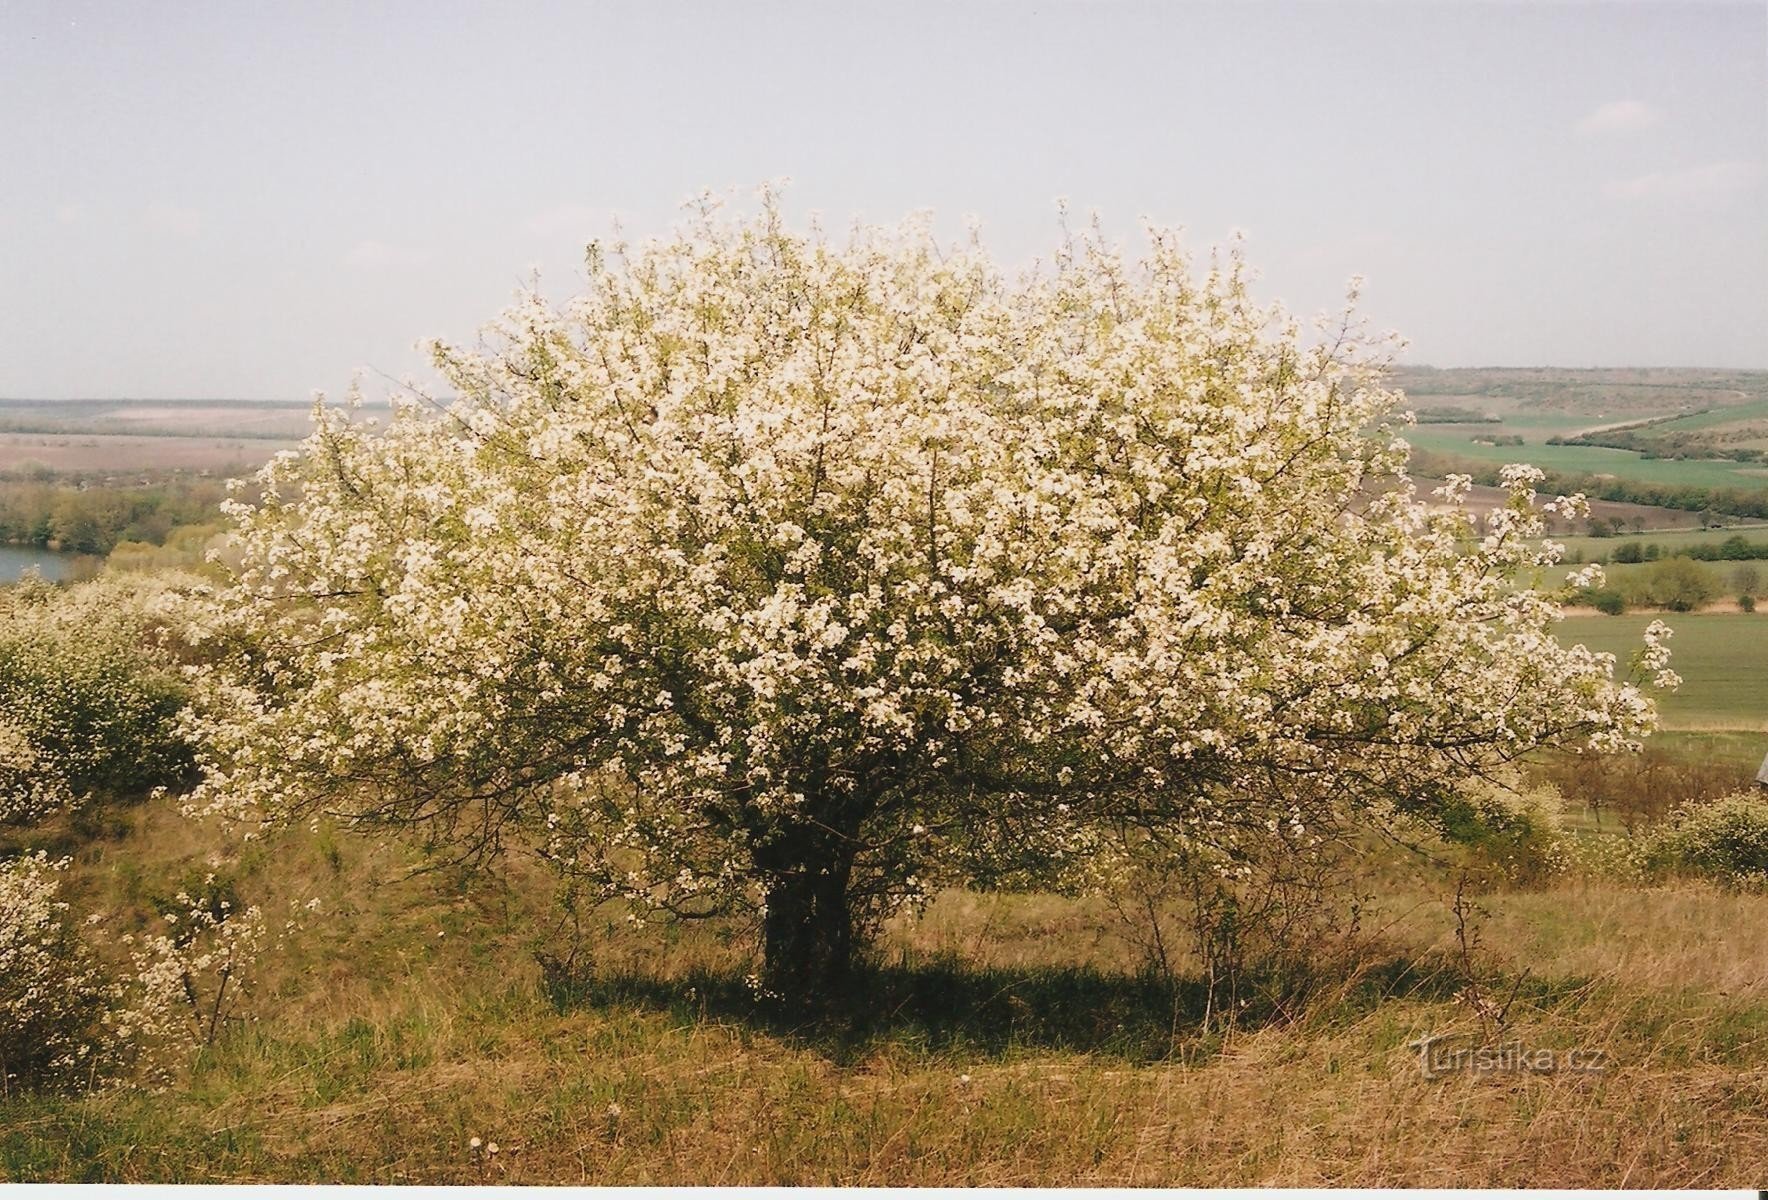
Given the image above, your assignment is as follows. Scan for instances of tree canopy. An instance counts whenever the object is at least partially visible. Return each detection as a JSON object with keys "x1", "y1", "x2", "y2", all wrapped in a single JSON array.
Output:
[{"x1": 188, "y1": 195, "x2": 1669, "y2": 995}]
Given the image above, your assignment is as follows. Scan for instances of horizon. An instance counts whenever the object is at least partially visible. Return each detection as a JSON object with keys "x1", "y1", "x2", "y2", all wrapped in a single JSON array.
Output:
[{"x1": 8, "y1": 363, "x2": 1768, "y2": 408}]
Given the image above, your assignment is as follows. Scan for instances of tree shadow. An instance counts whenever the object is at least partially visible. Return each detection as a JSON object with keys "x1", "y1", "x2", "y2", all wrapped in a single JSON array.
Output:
[{"x1": 538, "y1": 950, "x2": 1492, "y2": 1065}]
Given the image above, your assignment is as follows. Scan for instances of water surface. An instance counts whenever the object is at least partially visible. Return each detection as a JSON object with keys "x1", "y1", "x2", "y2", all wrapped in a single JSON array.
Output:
[{"x1": 0, "y1": 545, "x2": 84, "y2": 584}]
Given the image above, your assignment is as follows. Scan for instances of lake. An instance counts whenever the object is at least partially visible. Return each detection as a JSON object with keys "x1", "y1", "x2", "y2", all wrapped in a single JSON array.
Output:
[{"x1": 0, "y1": 545, "x2": 85, "y2": 584}]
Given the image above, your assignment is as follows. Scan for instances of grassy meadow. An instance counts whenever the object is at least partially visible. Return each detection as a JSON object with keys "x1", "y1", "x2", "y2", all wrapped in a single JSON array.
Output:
[
  {"x1": 1557, "y1": 612, "x2": 1766, "y2": 732},
  {"x1": 0, "y1": 432, "x2": 298, "y2": 477},
  {"x1": 5, "y1": 798, "x2": 1768, "y2": 1186}
]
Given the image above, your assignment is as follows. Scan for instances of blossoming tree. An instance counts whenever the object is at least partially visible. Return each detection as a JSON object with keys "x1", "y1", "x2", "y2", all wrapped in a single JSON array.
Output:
[{"x1": 189, "y1": 195, "x2": 1669, "y2": 996}]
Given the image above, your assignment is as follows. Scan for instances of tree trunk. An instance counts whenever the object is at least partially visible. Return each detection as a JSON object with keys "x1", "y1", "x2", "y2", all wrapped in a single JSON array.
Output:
[{"x1": 759, "y1": 845, "x2": 857, "y2": 1003}]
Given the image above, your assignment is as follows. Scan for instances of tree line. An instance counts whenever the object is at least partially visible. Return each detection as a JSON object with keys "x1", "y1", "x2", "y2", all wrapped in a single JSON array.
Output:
[
  {"x1": 1606, "y1": 536, "x2": 1768, "y2": 564},
  {"x1": 0, "y1": 478, "x2": 229, "y2": 555}
]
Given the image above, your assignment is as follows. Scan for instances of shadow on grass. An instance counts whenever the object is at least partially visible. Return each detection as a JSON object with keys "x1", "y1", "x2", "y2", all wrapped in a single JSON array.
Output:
[{"x1": 539, "y1": 950, "x2": 1502, "y2": 1064}]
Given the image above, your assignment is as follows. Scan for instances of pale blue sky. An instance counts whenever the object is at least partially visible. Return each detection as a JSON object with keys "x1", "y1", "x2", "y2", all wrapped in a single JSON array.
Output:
[{"x1": 1, "y1": 0, "x2": 1763, "y2": 399}]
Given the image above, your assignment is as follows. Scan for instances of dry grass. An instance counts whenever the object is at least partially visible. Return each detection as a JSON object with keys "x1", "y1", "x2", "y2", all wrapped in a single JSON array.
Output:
[{"x1": 4, "y1": 798, "x2": 1768, "y2": 1185}]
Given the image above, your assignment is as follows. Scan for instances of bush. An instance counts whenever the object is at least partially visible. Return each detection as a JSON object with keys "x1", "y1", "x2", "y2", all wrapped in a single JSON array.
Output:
[
  {"x1": 0, "y1": 849, "x2": 284, "y2": 1093},
  {"x1": 1591, "y1": 589, "x2": 1626, "y2": 615},
  {"x1": 1439, "y1": 783, "x2": 1566, "y2": 884},
  {"x1": 1556, "y1": 830, "x2": 1647, "y2": 881},
  {"x1": 1643, "y1": 791, "x2": 1768, "y2": 886},
  {"x1": 0, "y1": 853, "x2": 117, "y2": 1092},
  {"x1": 1644, "y1": 557, "x2": 1714, "y2": 612},
  {"x1": 1742, "y1": 594, "x2": 1757, "y2": 613},
  {"x1": 0, "y1": 572, "x2": 200, "y2": 825}
]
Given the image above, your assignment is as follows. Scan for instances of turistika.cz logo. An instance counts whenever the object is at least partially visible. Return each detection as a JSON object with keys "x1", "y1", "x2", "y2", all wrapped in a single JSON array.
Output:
[{"x1": 1408, "y1": 1032, "x2": 1608, "y2": 1079}]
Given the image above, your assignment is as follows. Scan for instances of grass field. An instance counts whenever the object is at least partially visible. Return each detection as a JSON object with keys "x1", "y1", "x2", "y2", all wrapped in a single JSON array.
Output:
[
  {"x1": 1650, "y1": 397, "x2": 1768, "y2": 436},
  {"x1": 1391, "y1": 366, "x2": 1768, "y2": 421},
  {"x1": 0, "y1": 399, "x2": 318, "y2": 440},
  {"x1": 1557, "y1": 612, "x2": 1767, "y2": 732},
  {"x1": 1557, "y1": 524, "x2": 1768, "y2": 560},
  {"x1": 1397, "y1": 368, "x2": 1768, "y2": 495},
  {"x1": 5, "y1": 800, "x2": 1768, "y2": 1186},
  {"x1": 1405, "y1": 426, "x2": 1768, "y2": 491}
]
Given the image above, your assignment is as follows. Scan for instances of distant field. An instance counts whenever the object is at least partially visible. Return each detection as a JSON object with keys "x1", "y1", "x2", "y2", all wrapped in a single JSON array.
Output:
[
  {"x1": 0, "y1": 432, "x2": 294, "y2": 475},
  {"x1": 1392, "y1": 368, "x2": 1768, "y2": 505},
  {"x1": 1644, "y1": 730, "x2": 1767, "y2": 774},
  {"x1": 1430, "y1": 484, "x2": 1712, "y2": 535},
  {"x1": 1404, "y1": 425, "x2": 1768, "y2": 490},
  {"x1": 0, "y1": 398, "x2": 319, "y2": 439},
  {"x1": 1649, "y1": 397, "x2": 1768, "y2": 435},
  {"x1": 1556, "y1": 612, "x2": 1767, "y2": 730},
  {"x1": 1556, "y1": 524, "x2": 1768, "y2": 559},
  {"x1": 1391, "y1": 366, "x2": 1768, "y2": 420}
]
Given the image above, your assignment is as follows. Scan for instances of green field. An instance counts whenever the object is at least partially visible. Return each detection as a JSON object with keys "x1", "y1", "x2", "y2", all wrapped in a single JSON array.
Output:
[
  {"x1": 1557, "y1": 525, "x2": 1768, "y2": 560},
  {"x1": 1404, "y1": 425, "x2": 1768, "y2": 490},
  {"x1": 1556, "y1": 612, "x2": 1767, "y2": 731},
  {"x1": 1650, "y1": 397, "x2": 1768, "y2": 435},
  {"x1": 1395, "y1": 368, "x2": 1768, "y2": 496}
]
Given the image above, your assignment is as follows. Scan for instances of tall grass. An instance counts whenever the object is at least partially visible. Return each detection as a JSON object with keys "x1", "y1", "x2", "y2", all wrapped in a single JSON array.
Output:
[{"x1": 4, "y1": 795, "x2": 1767, "y2": 1185}]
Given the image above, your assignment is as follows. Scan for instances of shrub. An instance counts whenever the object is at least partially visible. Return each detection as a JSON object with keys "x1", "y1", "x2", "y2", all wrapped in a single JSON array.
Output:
[
  {"x1": 1098, "y1": 813, "x2": 1369, "y2": 1026},
  {"x1": 0, "y1": 850, "x2": 288, "y2": 1093},
  {"x1": 1556, "y1": 830, "x2": 1647, "y2": 881},
  {"x1": 1642, "y1": 792, "x2": 1768, "y2": 886},
  {"x1": 129, "y1": 878, "x2": 274, "y2": 1053},
  {"x1": 1439, "y1": 783, "x2": 1566, "y2": 884},
  {"x1": 1742, "y1": 594, "x2": 1757, "y2": 613},
  {"x1": 1591, "y1": 589, "x2": 1626, "y2": 615},
  {"x1": 1644, "y1": 556, "x2": 1714, "y2": 612},
  {"x1": 0, "y1": 853, "x2": 117, "y2": 1092},
  {"x1": 0, "y1": 572, "x2": 201, "y2": 825}
]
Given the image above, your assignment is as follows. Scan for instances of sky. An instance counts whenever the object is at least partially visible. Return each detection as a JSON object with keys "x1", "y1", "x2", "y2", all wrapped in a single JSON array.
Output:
[{"x1": 0, "y1": 0, "x2": 1763, "y2": 400}]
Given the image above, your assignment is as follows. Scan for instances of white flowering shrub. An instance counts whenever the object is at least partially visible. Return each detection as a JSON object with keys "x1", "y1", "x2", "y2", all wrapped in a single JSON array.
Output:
[
  {"x1": 0, "y1": 851, "x2": 290, "y2": 1091},
  {"x1": 1643, "y1": 791, "x2": 1768, "y2": 887},
  {"x1": 127, "y1": 879, "x2": 273, "y2": 1054},
  {"x1": 0, "y1": 571, "x2": 201, "y2": 826},
  {"x1": 187, "y1": 193, "x2": 1667, "y2": 997},
  {"x1": 0, "y1": 853, "x2": 116, "y2": 1092}
]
